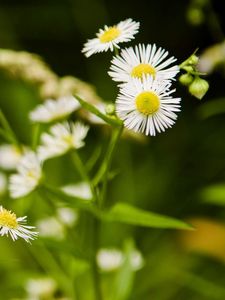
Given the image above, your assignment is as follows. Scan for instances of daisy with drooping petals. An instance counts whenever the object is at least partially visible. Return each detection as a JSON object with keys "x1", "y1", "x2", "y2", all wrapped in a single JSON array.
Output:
[
  {"x1": 116, "y1": 75, "x2": 181, "y2": 136},
  {"x1": 82, "y1": 19, "x2": 140, "y2": 57},
  {"x1": 38, "y1": 121, "x2": 89, "y2": 161},
  {"x1": 29, "y1": 95, "x2": 80, "y2": 123},
  {"x1": 9, "y1": 152, "x2": 42, "y2": 198},
  {"x1": 0, "y1": 206, "x2": 38, "y2": 242},
  {"x1": 108, "y1": 44, "x2": 179, "y2": 84}
]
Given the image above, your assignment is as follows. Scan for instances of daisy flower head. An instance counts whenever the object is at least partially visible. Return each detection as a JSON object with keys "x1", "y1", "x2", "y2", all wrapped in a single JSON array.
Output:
[
  {"x1": 29, "y1": 95, "x2": 80, "y2": 123},
  {"x1": 116, "y1": 75, "x2": 181, "y2": 136},
  {"x1": 82, "y1": 19, "x2": 140, "y2": 57},
  {"x1": 38, "y1": 121, "x2": 89, "y2": 161},
  {"x1": 108, "y1": 44, "x2": 179, "y2": 84},
  {"x1": 0, "y1": 206, "x2": 38, "y2": 242},
  {"x1": 9, "y1": 152, "x2": 42, "y2": 198},
  {"x1": 0, "y1": 144, "x2": 23, "y2": 170}
]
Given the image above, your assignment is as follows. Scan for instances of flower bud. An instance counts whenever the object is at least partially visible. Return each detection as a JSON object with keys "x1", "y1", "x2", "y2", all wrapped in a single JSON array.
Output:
[
  {"x1": 105, "y1": 104, "x2": 115, "y2": 115},
  {"x1": 188, "y1": 54, "x2": 199, "y2": 65},
  {"x1": 182, "y1": 65, "x2": 194, "y2": 73},
  {"x1": 189, "y1": 77, "x2": 209, "y2": 100},
  {"x1": 179, "y1": 73, "x2": 193, "y2": 86}
]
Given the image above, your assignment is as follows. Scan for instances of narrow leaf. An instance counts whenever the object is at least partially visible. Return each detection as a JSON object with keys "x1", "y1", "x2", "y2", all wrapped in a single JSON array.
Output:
[{"x1": 103, "y1": 203, "x2": 193, "y2": 230}]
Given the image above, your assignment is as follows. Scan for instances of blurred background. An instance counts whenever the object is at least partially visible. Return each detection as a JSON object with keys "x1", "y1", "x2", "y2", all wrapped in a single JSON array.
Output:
[{"x1": 1, "y1": 0, "x2": 225, "y2": 299}]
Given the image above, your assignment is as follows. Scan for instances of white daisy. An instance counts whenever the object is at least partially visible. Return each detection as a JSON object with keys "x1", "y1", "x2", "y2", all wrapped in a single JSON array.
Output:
[
  {"x1": 0, "y1": 144, "x2": 23, "y2": 170},
  {"x1": 57, "y1": 207, "x2": 78, "y2": 227},
  {"x1": 97, "y1": 248, "x2": 144, "y2": 272},
  {"x1": 116, "y1": 75, "x2": 181, "y2": 136},
  {"x1": 0, "y1": 206, "x2": 38, "y2": 242},
  {"x1": 29, "y1": 95, "x2": 80, "y2": 123},
  {"x1": 36, "y1": 217, "x2": 65, "y2": 240},
  {"x1": 82, "y1": 19, "x2": 140, "y2": 57},
  {"x1": 97, "y1": 249, "x2": 124, "y2": 272},
  {"x1": 109, "y1": 44, "x2": 179, "y2": 84},
  {"x1": 9, "y1": 152, "x2": 42, "y2": 198},
  {"x1": 38, "y1": 121, "x2": 89, "y2": 161},
  {"x1": 25, "y1": 278, "x2": 57, "y2": 299}
]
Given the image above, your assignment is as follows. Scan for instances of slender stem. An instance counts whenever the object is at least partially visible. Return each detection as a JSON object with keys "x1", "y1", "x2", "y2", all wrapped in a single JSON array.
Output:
[
  {"x1": 92, "y1": 218, "x2": 103, "y2": 300},
  {"x1": 28, "y1": 241, "x2": 76, "y2": 298},
  {"x1": 0, "y1": 109, "x2": 20, "y2": 147},
  {"x1": 71, "y1": 150, "x2": 96, "y2": 199},
  {"x1": 98, "y1": 125, "x2": 123, "y2": 208},
  {"x1": 31, "y1": 123, "x2": 41, "y2": 150},
  {"x1": 74, "y1": 94, "x2": 123, "y2": 127}
]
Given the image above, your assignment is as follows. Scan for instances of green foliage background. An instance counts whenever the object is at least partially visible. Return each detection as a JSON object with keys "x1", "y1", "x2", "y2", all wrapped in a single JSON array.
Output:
[{"x1": 0, "y1": 0, "x2": 225, "y2": 299}]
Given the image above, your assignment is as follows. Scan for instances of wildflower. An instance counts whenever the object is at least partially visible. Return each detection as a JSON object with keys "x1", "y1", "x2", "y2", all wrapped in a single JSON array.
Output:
[
  {"x1": 9, "y1": 152, "x2": 42, "y2": 198},
  {"x1": 57, "y1": 207, "x2": 78, "y2": 227},
  {"x1": 0, "y1": 144, "x2": 23, "y2": 170},
  {"x1": 29, "y1": 95, "x2": 80, "y2": 123},
  {"x1": 36, "y1": 216, "x2": 65, "y2": 240},
  {"x1": 109, "y1": 44, "x2": 179, "y2": 85},
  {"x1": 116, "y1": 75, "x2": 181, "y2": 136},
  {"x1": 97, "y1": 248, "x2": 144, "y2": 272},
  {"x1": 38, "y1": 121, "x2": 89, "y2": 161},
  {"x1": 61, "y1": 182, "x2": 92, "y2": 200},
  {"x1": 25, "y1": 277, "x2": 57, "y2": 299},
  {"x1": 82, "y1": 19, "x2": 140, "y2": 57},
  {"x1": 97, "y1": 249, "x2": 124, "y2": 271},
  {"x1": 0, "y1": 206, "x2": 38, "y2": 242}
]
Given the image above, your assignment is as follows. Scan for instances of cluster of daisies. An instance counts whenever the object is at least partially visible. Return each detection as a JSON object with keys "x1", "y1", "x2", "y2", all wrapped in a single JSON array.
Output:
[
  {"x1": 0, "y1": 18, "x2": 181, "y2": 243},
  {"x1": 82, "y1": 18, "x2": 181, "y2": 136},
  {"x1": 0, "y1": 95, "x2": 90, "y2": 242}
]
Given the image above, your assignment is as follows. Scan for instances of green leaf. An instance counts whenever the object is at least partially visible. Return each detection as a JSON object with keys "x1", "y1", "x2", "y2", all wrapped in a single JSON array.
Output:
[
  {"x1": 102, "y1": 203, "x2": 193, "y2": 230},
  {"x1": 200, "y1": 184, "x2": 225, "y2": 205}
]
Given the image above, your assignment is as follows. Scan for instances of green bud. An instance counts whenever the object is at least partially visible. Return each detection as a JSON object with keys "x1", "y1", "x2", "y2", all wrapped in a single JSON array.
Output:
[
  {"x1": 188, "y1": 54, "x2": 199, "y2": 65},
  {"x1": 188, "y1": 77, "x2": 209, "y2": 100},
  {"x1": 182, "y1": 65, "x2": 194, "y2": 73},
  {"x1": 179, "y1": 73, "x2": 194, "y2": 86},
  {"x1": 187, "y1": 8, "x2": 204, "y2": 26},
  {"x1": 105, "y1": 103, "x2": 115, "y2": 115}
]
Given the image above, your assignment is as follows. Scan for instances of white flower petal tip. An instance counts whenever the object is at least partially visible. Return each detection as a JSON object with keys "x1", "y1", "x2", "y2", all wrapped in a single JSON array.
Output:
[
  {"x1": 82, "y1": 19, "x2": 140, "y2": 57},
  {"x1": 9, "y1": 152, "x2": 42, "y2": 198},
  {"x1": 29, "y1": 95, "x2": 80, "y2": 123},
  {"x1": 116, "y1": 75, "x2": 181, "y2": 136},
  {"x1": 108, "y1": 43, "x2": 179, "y2": 84},
  {"x1": 0, "y1": 206, "x2": 38, "y2": 242},
  {"x1": 38, "y1": 121, "x2": 89, "y2": 161}
]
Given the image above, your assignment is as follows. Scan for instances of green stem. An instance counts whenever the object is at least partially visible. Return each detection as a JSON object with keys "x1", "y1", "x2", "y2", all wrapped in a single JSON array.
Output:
[
  {"x1": 71, "y1": 150, "x2": 96, "y2": 200},
  {"x1": 92, "y1": 218, "x2": 103, "y2": 300},
  {"x1": 95, "y1": 125, "x2": 123, "y2": 208},
  {"x1": 0, "y1": 109, "x2": 20, "y2": 148},
  {"x1": 28, "y1": 241, "x2": 76, "y2": 298},
  {"x1": 74, "y1": 94, "x2": 123, "y2": 127},
  {"x1": 31, "y1": 123, "x2": 41, "y2": 150}
]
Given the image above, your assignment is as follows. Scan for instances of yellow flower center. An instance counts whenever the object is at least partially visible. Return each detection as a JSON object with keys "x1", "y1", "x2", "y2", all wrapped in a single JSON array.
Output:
[
  {"x1": 0, "y1": 208, "x2": 18, "y2": 229},
  {"x1": 131, "y1": 63, "x2": 156, "y2": 79},
  {"x1": 135, "y1": 91, "x2": 160, "y2": 115},
  {"x1": 63, "y1": 134, "x2": 73, "y2": 145},
  {"x1": 99, "y1": 27, "x2": 121, "y2": 43}
]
